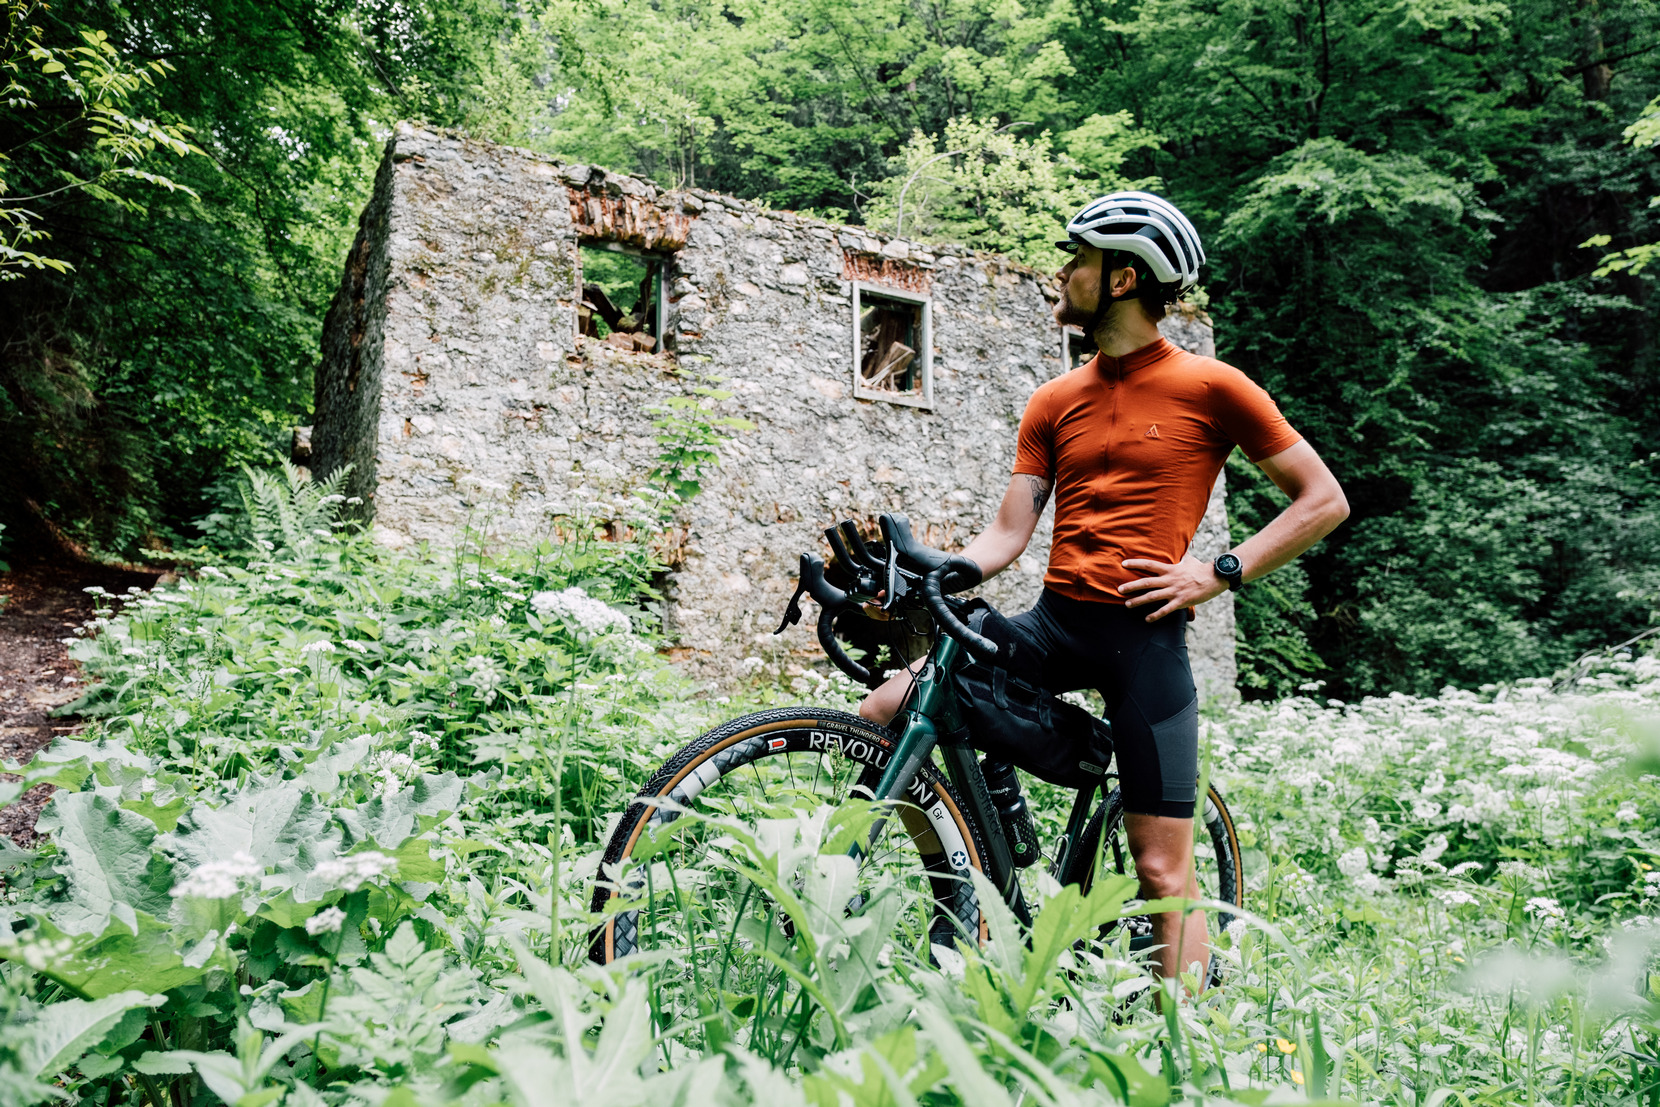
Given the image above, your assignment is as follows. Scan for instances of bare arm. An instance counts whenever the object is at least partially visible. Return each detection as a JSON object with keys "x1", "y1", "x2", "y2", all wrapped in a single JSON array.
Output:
[
  {"x1": 1228, "y1": 440, "x2": 1350, "y2": 582},
  {"x1": 1120, "y1": 440, "x2": 1349, "y2": 621},
  {"x1": 960, "y1": 473, "x2": 1052, "y2": 579}
]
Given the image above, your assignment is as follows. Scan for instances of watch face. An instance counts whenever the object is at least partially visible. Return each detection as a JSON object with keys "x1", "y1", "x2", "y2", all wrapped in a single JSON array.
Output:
[{"x1": 1216, "y1": 554, "x2": 1241, "y2": 576}]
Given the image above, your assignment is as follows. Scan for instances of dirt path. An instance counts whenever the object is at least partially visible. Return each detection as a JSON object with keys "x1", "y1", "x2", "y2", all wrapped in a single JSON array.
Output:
[{"x1": 0, "y1": 559, "x2": 163, "y2": 846}]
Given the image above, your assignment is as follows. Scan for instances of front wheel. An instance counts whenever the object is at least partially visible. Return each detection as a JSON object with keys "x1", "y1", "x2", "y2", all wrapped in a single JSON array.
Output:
[
  {"x1": 1060, "y1": 784, "x2": 1244, "y2": 984},
  {"x1": 588, "y1": 708, "x2": 990, "y2": 970}
]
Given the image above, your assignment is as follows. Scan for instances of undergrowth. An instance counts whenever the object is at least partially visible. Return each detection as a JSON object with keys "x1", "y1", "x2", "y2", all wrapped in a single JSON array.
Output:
[{"x1": 2, "y1": 468, "x2": 1659, "y2": 1105}]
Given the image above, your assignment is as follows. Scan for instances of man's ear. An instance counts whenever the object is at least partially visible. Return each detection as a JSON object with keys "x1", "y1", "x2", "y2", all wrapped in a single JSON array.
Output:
[{"x1": 1109, "y1": 263, "x2": 1139, "y2": 296}]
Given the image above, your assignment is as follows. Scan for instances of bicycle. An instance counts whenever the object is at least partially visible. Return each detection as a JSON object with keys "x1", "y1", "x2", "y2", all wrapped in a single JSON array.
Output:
[{"x1": 587, "y1": 513, "x2": 1243, "y2": 994}]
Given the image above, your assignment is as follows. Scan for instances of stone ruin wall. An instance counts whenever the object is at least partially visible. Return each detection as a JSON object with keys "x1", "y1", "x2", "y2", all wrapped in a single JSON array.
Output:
[{"x1": 312, "y1": 123, "x2": 1238, "y2": 701}]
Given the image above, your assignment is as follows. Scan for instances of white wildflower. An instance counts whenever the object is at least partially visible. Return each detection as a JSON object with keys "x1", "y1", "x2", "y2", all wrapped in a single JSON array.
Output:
[
  {"x1": 1436, "y1": 888, "x2": 1478, "y2": 908},
  {"x1": 465, "y1": 656, "x2": 503, "y2": 704},
  {"x1": 1337, "y1": 847, "x2": 1370, "y2": 879},
  {"x1": 1617, "y1": 801, "x2": 1640, "y2": 823},
  {"x1": 305, "y1": 907, "x2": 347, "y2": 935},
  {"x1": 1525, "y1": 896, "x2": 1564, "y2": 924},
  {"x1": 1419, "y1": 833, "x2": 1450, "y2": 863},
  {"x1": 12, "y1": 932, "x2": 76, "y2": 972},
  {"x1": 1498, "y1": 861, "x2": 1544, "y2": 884},
  {"x1": 1412, "y1": 797, "x2": 1442, "y2": 820},
  {"x1": 1362, "y1": 817, "x2": 1381, "y2": 843},
  {"x1": 342, "y1": 640, "x2": 371, "y2": 654},
  {"x1": 313, "y1": 851, "x2": 395, "y2": 893},
  {"x1": 1421, "y1": 769, "x2": 1446, "y2": 796},
  {"x1": 529, "y1": 587, "x2": 631, "y2": 637},
  {"x1": 300, "y1": 640, "x2": 335, "y2": 655},
  {"x1": 274, "y1": 666, "x2": 301, "y2": 677},
  {"x1": 367, "y1": 750, "x2": 417, "y2": 778},
  {"x1": 171, "y1": 852, "x2": 261, "y2": 899},
  {"x1": 1449, "y1": 861, "x2": 1483, "y2": 877},
  {"x1": 1354, "y1": 872, "x2": 1385, "y2": 896}
]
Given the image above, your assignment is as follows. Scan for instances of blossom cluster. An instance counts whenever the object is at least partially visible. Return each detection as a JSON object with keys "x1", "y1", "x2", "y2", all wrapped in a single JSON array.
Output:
[
  {"x1": 313, "y1": 851, "x2": 395, "y2": 893},
  {"x1": 171, "y1": 851, "x2": 262, "y2": 899},
  {"x1": 529, "y1": 587, "x2": 631, "y2": 637}
]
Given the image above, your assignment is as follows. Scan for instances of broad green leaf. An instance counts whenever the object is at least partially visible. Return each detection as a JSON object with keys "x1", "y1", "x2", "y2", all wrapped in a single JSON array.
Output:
[
  {"x1": 169, "y1": 776, "x2": 333, "y2": 877},
  {"x1": 494, "y1": 1042, "x2": 574, "y2": 1107},
  {"x1": 337, "y1": 773, "x2": 465, "y2": 848},
  {"x1": 35, "y1": 790, "x2": 175, "y2": 935},
  {"x1": 3, "y1": 914, "x2": 224, "y2": 997},
  {"x1": 16, "y1": 990, "x2": 165, "y2": 1081}
]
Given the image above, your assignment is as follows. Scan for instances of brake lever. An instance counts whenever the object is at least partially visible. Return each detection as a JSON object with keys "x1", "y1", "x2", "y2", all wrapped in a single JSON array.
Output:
[
  {"x1": 840, "y1": 521, "x2": 885, "y2": 578},
  {"x1": 824, "y1": 524, "x2": 870, "y2": 594},
  {"x1": 882, "y1": 541, "x2": 908, "y2": 610},
  {"x1": 773, "y1": 581, "x2": 806, "y2": 635}
]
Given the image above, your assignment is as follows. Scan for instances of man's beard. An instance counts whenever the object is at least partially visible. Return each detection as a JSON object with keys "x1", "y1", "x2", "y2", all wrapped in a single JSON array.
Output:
[{"x1": 1053, "y1": 287, "x2": 1096, "y2": 330}]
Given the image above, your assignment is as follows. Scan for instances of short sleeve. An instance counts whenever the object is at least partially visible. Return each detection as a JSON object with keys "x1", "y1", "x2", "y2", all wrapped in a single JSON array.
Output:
[
  {"x1": 1209, "y1": 366, "x2": 1303, "y2": 463},
  {"x1": 1013, "y1": 386, "x2": 1055, "y2": 479}
]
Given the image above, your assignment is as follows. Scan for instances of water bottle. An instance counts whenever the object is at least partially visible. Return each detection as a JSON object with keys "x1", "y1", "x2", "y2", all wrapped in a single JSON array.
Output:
[{"x1": 982, "y1": 758, "x2": 1040, "y2": 868}]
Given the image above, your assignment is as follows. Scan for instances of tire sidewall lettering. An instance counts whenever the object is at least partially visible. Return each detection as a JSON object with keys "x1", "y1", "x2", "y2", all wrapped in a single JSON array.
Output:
[{"x1": 805, "y1": 728, "x2": 891, "y2": 770}]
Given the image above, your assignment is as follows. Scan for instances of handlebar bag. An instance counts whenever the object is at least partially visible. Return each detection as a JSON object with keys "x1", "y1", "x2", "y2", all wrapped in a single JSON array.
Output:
[{"x1": 947, "y1": 602, "x2": 1114, "y2": 789}]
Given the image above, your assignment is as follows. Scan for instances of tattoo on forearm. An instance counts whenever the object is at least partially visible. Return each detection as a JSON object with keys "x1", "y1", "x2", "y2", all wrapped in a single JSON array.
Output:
[{"x1": 1021, "y1": 475, "x2": 1053, "y2": 515}]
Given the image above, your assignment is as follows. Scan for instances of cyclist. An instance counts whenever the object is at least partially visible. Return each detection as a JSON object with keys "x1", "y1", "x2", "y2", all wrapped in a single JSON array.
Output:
[{"x1": 859, "y1": 191, "x2": 1349, "y2": 985}]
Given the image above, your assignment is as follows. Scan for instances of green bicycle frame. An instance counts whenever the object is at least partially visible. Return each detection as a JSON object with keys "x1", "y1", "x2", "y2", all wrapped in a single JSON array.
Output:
[{"x1": 853, "y1": 634, "x2": 1103, "y2": 924}]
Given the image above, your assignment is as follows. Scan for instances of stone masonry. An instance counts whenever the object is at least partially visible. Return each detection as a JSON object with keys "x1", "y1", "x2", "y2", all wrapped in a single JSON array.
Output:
[{"x1": 312, "y1": 123, "x2": 1238, "y2": 700}]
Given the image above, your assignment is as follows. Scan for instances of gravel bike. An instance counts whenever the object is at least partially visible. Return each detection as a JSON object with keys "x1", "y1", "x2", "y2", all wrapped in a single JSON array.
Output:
[{"x1": 588, "y1": 514, "x2": 1243, "y2": 983}]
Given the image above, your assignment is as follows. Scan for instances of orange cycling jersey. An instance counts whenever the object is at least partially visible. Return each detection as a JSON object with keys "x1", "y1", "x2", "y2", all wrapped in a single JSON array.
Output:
[{"x1": 1014, "y1": 336, "x2": 1302, "y2": 604}]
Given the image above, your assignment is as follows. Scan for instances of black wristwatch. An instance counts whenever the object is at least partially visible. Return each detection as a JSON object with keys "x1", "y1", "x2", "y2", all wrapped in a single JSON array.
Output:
[{"x1": 1213, "y1": 552, "x2": 1245, "y2": 591}]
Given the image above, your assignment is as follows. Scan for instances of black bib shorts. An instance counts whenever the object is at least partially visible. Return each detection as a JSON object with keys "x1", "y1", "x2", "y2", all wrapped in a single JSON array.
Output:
[{"x1": 1007, "y1": 589, "x2": 1200, "y2": 818}]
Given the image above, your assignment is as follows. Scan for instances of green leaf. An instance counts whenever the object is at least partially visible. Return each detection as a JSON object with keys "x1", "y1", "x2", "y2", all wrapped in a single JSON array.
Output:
[
  {"x1": 1084, "y1": 1050, "x2": 1170, "y2": 1107},
  {"x1": 16, "y1": 990, "x2": 165, "y2": 1081},
  {"x1": 35, "y1": 790, "x2": 175, "y2": 935},
  {"x1": 3, "y1": 914, "x2": 225, "y2": 997},
  {"x1": 133, "y1": 1051, "x2": 196, "y2": 1075},
  {"x1": 911, "y1": 1003, "x2": 1012, "y2": 1107}
]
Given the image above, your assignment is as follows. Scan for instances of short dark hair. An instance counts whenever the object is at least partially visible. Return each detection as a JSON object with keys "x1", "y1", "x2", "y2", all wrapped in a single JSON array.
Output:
[{"x1": 1108, "y1": 251, "x2": 1175, "y2": 323}]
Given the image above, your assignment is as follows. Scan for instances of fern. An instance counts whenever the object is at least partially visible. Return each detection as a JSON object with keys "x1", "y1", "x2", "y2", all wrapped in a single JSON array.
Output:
[{"x1": 233, "y1": 461, "x2": 355, "y2": 559}]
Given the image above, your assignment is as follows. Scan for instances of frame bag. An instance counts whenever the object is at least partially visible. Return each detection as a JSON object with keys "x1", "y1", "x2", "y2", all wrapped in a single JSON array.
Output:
[{"x1": 948, "y1": 602, "x2": 1114, "y2": 789}]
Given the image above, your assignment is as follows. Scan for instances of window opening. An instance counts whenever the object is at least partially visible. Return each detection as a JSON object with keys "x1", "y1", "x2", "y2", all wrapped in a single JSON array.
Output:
[
  {"x1": 852, "y1": 282, "x2": 932, "y2": 408},
  {"x1": 1062, "y1": 324, "x2": 1097, "y2": 371},
  {"x1": 577, "y1": 241, "x2": 667, "y2": 353}
]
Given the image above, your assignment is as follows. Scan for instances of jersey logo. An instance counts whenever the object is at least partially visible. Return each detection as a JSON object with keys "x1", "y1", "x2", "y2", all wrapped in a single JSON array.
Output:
[{"x1": 1145, "y1": 424, "x2": 1160, "y2": 439}]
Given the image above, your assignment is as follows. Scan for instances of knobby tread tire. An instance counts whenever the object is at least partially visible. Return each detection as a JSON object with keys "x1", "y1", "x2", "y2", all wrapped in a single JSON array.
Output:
[{"x1": 588, "y1": 707, "x2": 989, "y2": 963}]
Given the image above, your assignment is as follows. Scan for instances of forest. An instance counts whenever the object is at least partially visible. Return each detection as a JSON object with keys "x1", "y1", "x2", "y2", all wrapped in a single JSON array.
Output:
[
  {"x1": 3, "y1": 0, "x2": 1658, "y2": 698},
  {"x1": 3, "y1": 2, "x2": 1660, "y2": 1103}
]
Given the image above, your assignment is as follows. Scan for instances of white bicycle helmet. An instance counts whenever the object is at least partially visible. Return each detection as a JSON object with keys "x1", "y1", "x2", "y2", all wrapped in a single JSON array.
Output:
[{"x1": 1059, "y1": 191, "x2": 1205, "y2": 297}]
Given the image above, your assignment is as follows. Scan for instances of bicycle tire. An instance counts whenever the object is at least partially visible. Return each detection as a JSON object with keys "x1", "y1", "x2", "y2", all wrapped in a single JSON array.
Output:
[
  {"x1": 1060, "y1": 784, "x2": 1243, "y2": 978},
  {"x1": 588, "y1": 707, "x2": 990, "y2": 964}
]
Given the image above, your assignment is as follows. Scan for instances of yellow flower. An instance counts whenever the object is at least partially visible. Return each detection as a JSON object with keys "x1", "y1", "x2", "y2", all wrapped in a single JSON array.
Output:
[
  {"x1": 1291, "y1": 1070, "x2": 1305, "y2": 1086},
  {"x1": 1452, "y1": 955, "x2": 1465, "y2": 963},
  {"x1": 1277, "y1": 1038, "x2": 1296, "y2": 1054},
  {"x1": 1256, "y1": 1043, "x2": 1268, "y2": 1053}
]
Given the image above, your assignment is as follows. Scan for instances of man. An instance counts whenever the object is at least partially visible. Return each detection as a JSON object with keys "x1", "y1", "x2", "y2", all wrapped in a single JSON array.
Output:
[{"x1": 860, "y1": 191, "x2": 1349, "y2": 983}]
